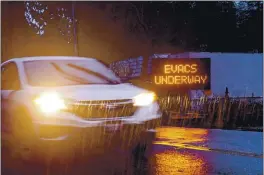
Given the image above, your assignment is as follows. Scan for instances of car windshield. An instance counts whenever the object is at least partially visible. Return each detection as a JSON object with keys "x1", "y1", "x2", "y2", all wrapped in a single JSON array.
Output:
[{"x1": 23, "y1": 59, "x2": 122, "y2": 87}]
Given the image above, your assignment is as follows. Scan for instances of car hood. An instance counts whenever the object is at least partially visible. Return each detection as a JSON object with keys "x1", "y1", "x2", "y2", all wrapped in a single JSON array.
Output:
[{"x1": 27, "y1": 83, "x2": 149, "y2": 101}]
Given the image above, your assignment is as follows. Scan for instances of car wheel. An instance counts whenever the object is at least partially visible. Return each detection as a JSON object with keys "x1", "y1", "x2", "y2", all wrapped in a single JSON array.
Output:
[
  {"x1": 132, "y1": 142, "x2": 147, "y2": 162},
  {"x1": 132, "y1": 129, "x2": 156, "y2": 162},
  {"x1": 6, "y1": 107, "x2": 39, "y2": 163}
]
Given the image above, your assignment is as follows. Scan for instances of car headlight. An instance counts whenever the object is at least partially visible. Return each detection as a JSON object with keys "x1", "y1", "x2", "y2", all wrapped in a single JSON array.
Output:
[
  {"x1": 34, "y1": 92, "x2": 66, "y2": 114},
  {"x1": 133, "y1": 92, "x2": 156, "y2": 106}
]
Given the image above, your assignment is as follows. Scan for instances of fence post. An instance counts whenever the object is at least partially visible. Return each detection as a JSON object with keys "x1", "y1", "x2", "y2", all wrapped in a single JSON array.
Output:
[
  {"x1": 215, "y1": 87, "x2": 229, "y2": 129},
  {"x1": 224, "y1": 87, "x2": 231, "y2": 128},
  {"x1": 215, "y1": 98, "x2": 224, "y2": 128}
]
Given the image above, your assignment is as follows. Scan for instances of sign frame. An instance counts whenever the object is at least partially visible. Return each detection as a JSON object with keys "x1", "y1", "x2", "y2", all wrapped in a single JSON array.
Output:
[{"x1": 150, "y1": 58, "x2": 211, "y2": 91}]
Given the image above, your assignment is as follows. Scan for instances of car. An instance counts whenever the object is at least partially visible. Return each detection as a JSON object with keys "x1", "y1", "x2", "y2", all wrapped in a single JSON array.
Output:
[{"x1": 1, "y1": 56, "x2": 161, "y2": 162}]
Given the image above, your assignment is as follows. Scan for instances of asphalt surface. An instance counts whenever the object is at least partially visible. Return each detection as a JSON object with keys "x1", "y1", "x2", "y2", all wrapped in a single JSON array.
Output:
[
  {"x1": 152, "y1": 127, "x2": 263, "y2": 175},
  {"x1": 2, "y1": 127, "x2": 263, "y2": 175}
]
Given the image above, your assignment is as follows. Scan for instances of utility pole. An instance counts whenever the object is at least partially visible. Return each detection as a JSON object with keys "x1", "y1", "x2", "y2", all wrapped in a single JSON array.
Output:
[{"x1": 72, "y1": 1, "x2": 78, "y2": 56}]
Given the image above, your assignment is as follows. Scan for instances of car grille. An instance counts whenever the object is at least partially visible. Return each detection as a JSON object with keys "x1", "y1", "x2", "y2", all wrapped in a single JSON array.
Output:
[{"x1": 65, "y1": 99, "x2": 138, "y2": 119}]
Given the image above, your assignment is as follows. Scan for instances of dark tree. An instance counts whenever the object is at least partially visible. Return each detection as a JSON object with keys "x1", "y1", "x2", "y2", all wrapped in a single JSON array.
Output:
[
  {"x1": 106, "y1": 1, "x2": 263, "y2": 53},
  {"x1": 236, "y1": 1, "x2": 263, "y2": 53}
]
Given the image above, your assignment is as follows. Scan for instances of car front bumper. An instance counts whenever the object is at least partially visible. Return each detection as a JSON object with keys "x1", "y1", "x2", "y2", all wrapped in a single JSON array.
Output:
[
  {"x1": 31, "y1": 102, "x2": 161, "y2": 159},
  {"x1": 35, "y1": 119, "x2": 159, "y2": 159}
]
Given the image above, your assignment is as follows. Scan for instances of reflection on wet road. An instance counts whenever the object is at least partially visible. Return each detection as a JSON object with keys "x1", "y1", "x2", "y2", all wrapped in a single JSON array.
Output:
[
  {"x1": 151, "y1": 127, "x2": 210, "y2": 175},
  {"x1": 151, "y1": 149, "x2": 210, "y2": 175},
  {"x1": 2, "y1": 127, "x2": 263, "y2": 175},
  {"x1": 155, "y1": 127, "x2": 210, "y2": 151},
  {"x1": 155, "y1": 127, "x2": 263, "y2": 157},
  {"x1": 152, "y1": 127, "x2": 263, "y2": 175}
]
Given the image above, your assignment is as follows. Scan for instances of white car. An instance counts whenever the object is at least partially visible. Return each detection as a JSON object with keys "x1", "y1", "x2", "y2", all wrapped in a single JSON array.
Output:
[{"x1": 1, "y1": 56, "x2": 161, "y2": 161}]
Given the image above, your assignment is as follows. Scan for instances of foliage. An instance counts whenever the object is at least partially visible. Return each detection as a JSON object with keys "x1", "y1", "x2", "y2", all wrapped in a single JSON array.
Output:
[
  {"x1": 24, "y1": 1, "x2": 48, "y2": 36},
  {"x1": 24, "y1": 1, "x2": 77, "y2": 43},
  {"x1": 158, "y1": 95, "x2": 263, "y2": 128}
]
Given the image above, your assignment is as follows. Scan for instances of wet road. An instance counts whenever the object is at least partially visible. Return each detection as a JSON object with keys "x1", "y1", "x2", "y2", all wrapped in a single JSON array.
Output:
[
  {"x1": 152, "y1": 127, "x2": 263, "y2": 175},
  {"x1": 2, "y1": 127, "x2": 263, "y2": 175}
]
